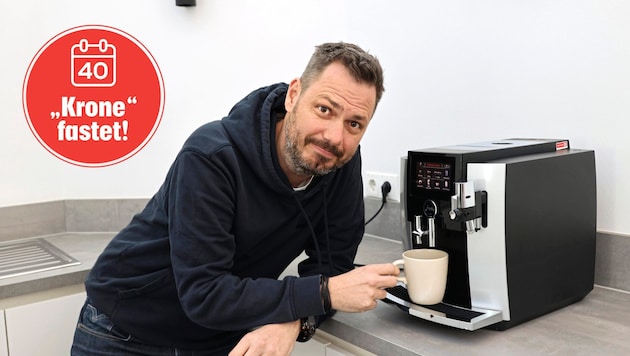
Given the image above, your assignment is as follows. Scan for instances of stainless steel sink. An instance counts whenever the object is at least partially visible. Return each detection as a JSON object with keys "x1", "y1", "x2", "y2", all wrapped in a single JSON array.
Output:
[{"x1": 0, "y1": 238, "x2": 80, "y2": 279}]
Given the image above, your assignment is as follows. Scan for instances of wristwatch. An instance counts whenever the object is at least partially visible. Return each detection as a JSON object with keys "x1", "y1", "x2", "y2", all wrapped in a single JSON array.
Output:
[{"x1": 296, "y1": 316, "x2": 317, "y2": 342}]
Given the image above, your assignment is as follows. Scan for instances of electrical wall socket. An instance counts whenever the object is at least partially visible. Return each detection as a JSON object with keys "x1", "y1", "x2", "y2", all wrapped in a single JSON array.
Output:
[{"x1": 364, "y1": 171, "x2": 400, "y2": 202}]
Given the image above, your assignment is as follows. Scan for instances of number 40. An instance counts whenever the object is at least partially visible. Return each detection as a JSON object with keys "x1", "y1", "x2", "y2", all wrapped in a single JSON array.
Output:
[{"x1": 77, "y1": 61, "x2": 109, "y2": 80}]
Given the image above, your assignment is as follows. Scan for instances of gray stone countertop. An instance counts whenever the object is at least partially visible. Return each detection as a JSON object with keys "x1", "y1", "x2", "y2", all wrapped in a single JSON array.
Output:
[
  {"x1": 1, "y1": 232, "x2": 629, "y2": 355},
  {"x1": 320, "y1": 234, "x2": 630, "y2": 356}
]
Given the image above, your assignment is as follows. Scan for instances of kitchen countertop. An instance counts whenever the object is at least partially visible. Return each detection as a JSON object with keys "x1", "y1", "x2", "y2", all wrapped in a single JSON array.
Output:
[
  {"x1": 324, "y1": 234, "x2": 630, "y2": 356},
  {"x1": 0, "y1": 232, "x2": 114, "y2": 300},
  {"x1": 2, "y1": 232, "x2": 629, "y2": 355}
]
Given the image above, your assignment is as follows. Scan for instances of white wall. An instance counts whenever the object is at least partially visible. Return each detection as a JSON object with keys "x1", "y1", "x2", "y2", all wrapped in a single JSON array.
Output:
[{"x1": 1, "y1": 0, "x2": 628, "y2": 235}]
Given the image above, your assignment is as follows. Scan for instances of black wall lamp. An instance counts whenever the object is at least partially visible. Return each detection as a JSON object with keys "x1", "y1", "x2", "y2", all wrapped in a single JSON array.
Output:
[{"x1": 176, "y1": 0, "x2": 196, "y2": 6}]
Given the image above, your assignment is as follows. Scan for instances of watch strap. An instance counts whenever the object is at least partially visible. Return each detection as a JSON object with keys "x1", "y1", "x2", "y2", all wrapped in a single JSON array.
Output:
[{"x1": 296, "y1": 316, "x2": 317, "y2": 342}]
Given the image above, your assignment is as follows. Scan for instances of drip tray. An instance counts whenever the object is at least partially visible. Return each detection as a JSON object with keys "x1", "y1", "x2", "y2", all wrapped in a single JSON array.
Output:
[
  {"x1": 383, "y1": 284, "x2": 504, "y2": 331},
  {"x1": 0, "y1": 238, "x2": 80, "y2": 280}
]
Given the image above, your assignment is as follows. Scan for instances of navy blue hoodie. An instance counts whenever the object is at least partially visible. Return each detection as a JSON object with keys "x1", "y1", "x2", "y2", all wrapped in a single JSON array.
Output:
[{"x1": 84, "y1": 83, "x2": 365, "y2": 352}]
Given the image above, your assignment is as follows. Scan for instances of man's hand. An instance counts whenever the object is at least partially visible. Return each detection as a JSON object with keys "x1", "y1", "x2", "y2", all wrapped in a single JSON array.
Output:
[
  {"x1": 228, "y1": 320, "x2": 300, "y2": 356},
  {"x1": 328, "y1": 263, "x2": 399, "y2": 312}
]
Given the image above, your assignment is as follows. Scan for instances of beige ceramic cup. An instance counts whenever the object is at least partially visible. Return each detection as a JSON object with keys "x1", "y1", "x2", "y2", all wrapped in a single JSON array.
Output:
[{"x1": 392, "y1": 249, "x2": 449, "y2": 305}]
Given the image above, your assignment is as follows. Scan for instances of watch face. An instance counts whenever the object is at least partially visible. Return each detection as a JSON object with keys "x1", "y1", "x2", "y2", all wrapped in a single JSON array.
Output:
[{"x1": 297, "y1": 316, "x2": 316, "y2": 342}]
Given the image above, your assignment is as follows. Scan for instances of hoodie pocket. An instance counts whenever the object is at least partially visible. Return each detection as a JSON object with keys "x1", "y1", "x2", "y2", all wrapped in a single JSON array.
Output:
[{"x1": 117, "y1": 268, "x2": 174, "y2": 299}]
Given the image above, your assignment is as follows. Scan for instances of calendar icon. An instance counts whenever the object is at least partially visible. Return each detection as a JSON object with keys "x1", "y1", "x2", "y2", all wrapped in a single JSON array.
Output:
[{"x1": 71, "y1": 39, "x2": 116, "y2": 87}]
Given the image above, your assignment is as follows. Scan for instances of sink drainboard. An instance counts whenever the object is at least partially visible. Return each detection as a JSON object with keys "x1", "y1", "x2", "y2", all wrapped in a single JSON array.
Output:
[{"x1": 0, "y1": 238, "x2": 80, "y2": 280}]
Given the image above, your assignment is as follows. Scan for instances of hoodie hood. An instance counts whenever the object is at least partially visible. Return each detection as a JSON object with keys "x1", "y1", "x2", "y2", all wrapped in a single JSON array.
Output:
[{"x1": 221, "y1": 83, "x2": 291, "y2": 194}]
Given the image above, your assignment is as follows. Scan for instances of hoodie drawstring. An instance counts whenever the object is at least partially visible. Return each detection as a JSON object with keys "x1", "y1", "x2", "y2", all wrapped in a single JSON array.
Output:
[
  {"x1": 321, "y1": 185, "x2": 334, "y2": 276},
  {"x1": 293, "y1": 186, "x2": 334, "y2": 276}
]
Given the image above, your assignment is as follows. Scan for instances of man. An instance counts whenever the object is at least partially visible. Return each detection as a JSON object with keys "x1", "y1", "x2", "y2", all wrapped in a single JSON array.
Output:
[{"x1": 71, "y1": 42, "x2": 399, "y2": 355}]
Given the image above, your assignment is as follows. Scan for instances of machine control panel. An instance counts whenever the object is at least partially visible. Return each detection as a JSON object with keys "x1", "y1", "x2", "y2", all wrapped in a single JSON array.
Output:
[{"x1": 415, "y1": 161, "x2": 453, "y2": 192}]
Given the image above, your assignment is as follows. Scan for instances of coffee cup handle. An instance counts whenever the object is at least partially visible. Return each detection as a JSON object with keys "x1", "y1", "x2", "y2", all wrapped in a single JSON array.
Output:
[{"x1": 392, "y1": 259, "x2": 406, "y2": 283}]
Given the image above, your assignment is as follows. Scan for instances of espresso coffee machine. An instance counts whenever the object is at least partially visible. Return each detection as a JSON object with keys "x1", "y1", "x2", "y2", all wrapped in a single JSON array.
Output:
[{"x1": 385, "y1": 138, "x2": 596, "y2": 331}]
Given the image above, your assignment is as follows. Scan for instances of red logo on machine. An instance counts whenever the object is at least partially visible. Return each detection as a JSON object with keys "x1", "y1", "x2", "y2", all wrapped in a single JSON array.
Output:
[
  {"x1": 555, "y1": 141, "x2": 569, "y2": 151},
  {"x1": 23, "y1": 25, "x2": 165, "y2": 167}
]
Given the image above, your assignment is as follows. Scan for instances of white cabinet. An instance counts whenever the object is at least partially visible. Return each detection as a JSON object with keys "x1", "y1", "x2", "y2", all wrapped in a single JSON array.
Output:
[
  {"x1": 0, "y1": 311, "x2": 8, "y2": 356},
  {"x1": 0, "y1": 284, "x2": 373, "y2": 356},
  {"x1": 3, "y1": 286, "x2": 85, "y2": 356},
  {"x1": 320, "y1": 330, "x2": 376, "y2": 356},
  {"x1": 326, "y1": 344, "x2": 363, "y2": 356},
  {"x1": 291, "y1": 331, "x2": 376, "y2": 356},
  {"x1": 292, "y1": 336, "x2": 329, "y2": 355}
]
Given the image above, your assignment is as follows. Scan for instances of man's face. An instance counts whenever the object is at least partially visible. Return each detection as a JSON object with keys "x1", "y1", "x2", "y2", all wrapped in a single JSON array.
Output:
[{"x1": 280, "y1": 62, "x2": 377, "y2": 178}]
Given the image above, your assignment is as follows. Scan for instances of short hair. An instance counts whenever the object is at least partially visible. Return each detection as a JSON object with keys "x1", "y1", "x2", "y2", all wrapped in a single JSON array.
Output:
[{"x1": 300, "y1": 42, "x2": 385, "y2": 107}]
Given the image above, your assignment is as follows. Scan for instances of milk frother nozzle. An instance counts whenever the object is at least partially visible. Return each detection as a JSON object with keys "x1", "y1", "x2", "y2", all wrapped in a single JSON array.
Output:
[{"x1": 450, "y1": 181, "x2": 487, "y2": 233}]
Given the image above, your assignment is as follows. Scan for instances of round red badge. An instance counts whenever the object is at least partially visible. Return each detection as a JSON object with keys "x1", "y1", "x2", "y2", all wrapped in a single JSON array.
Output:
[{"x1": 23, "y1": 25, "x2": 165, "y2": 167}]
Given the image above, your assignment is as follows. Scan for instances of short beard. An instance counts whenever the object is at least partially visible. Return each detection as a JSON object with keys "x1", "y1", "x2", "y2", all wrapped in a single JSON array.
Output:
[{"x1": 282, "y1": 111, "x2": 346, "y2": 177}]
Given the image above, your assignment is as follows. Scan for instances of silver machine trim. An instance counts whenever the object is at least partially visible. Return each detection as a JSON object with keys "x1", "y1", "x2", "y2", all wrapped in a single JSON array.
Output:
[{"x1": 400, "y1": 156, "x2": 412, "y2": 251}]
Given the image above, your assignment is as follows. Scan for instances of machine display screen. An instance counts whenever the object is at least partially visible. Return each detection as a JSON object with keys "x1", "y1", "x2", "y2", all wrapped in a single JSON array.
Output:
[{"x1": 415, "y1": 161, "x2": 453, "y2": 193}]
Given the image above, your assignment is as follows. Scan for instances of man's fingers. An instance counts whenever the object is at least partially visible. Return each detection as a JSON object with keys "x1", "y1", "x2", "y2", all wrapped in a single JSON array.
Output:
[
  {"x1": 365, "y1": 263, "x2": 400, "y2": 276},
  {"x1": 375, "y1": 288, "x2": 388, "y2": 300}
]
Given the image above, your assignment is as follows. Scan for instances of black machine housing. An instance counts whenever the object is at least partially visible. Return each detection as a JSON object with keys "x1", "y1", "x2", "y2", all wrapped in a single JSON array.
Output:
[{"x1": 387, "y1": 138, "x2": 596, "y2": 331}]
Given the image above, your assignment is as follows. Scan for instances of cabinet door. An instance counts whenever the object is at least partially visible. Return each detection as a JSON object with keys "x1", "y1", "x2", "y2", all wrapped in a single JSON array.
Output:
[
  {"x1": 292, "y1": 336, "x2": 328, "y2": 355},
  {"x1": 326, "y1": 344, "x2": 360, "y2": 356},
  {"x1": 0, "y1": 311, "x2": 8, "y2": 356},
  {"x1": 5, "y1": 291, "x2": 85, "y2": 356}
]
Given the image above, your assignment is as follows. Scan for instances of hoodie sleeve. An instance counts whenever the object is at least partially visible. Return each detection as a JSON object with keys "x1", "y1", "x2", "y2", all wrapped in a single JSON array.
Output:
[{"x1": 166, "y1": 148, "x2": 325, "y2": 331}]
